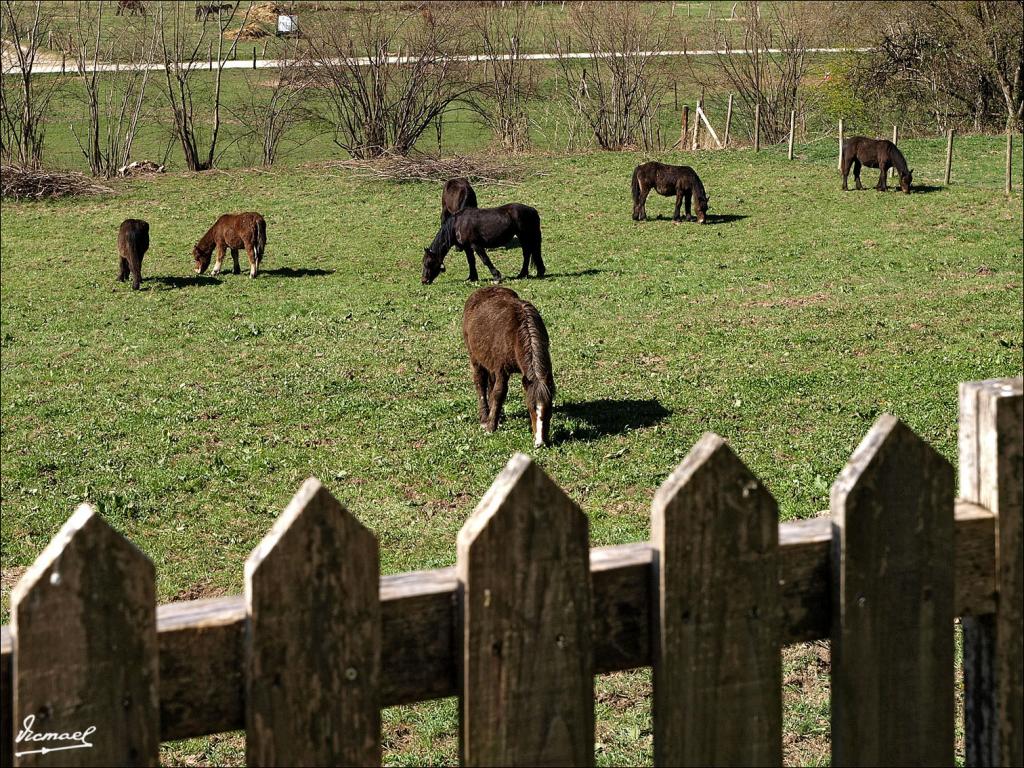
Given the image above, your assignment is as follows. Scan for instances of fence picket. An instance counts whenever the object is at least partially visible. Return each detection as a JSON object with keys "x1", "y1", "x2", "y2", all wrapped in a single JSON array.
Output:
[
  {"x1": 457, "y1": 453, "x2": 593, "y2": 766},
  {"x1": 10, "y1": 505, "x2": 159, "y2": 767},
  {"x1": 830, "y1": 415, "x2": 955, "y2": 766},
  {"x1": 960, "y1": 378, "x2": 1023, "y2": 767},
  {"x1": 650, "y1": 433, "x2": 782, "y2": 766},
  {"x1": 245, "y1": 478, "x2": 381, "y2": 767}
]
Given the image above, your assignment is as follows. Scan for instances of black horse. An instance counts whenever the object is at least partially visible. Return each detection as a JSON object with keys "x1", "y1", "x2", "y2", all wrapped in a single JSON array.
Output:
[
  {"x1": 841, "y1": 136, "x2": 913, "y2": 193},
  {"x1": 441, "y1": 177, "x2": 477, "y2": 225},
  {"x1": 422, "y1": 204, "x2": 545, "y2": 284},
  {"x1": 631, "y1": 161, "x2": 709, "y2": 222}
]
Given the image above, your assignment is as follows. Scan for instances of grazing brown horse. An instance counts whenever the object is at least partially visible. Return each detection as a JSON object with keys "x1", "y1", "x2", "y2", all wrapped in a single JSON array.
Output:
[
  {"x1": 441, "y1": 177, "x2": 477, "y2": 225},
  {"x1": 463, "y1": 286, "x2": 555, "y2": 447},
  {"x1": 841, "y1": 136, "x2": 913, "y2": 193},
  {"x1": 193, "y1": 212, "x2": 266, "y2": 278},
  {"x1": 116, "y1": 0, "x2": 146, "y2": 16},
  {"x1": 423, "y1": 204, "x2": 544, "y2": 284},
  {"x1": 117, "y1": 218, "x2": 149, "y2": 290},
  {"x1": 632, "y1": 161, "x2": 709, "y2": 223}
]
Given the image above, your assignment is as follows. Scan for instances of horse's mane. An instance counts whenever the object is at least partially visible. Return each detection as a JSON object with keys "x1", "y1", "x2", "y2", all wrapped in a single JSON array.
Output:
[
  {"x1": 428, "y1": 215, "x2": 457, "y2": 257},
  {"x1": 517, "y1": 301, "x2": 554, "y2": 404},
  {"x1": 888, "y1": 142, "x2": 909, "y2": 175},
  {"x1": 195, "y1": 225, "x2": 217, "y2": 256},
  {"x1": 690, "y1": 170, "x2": 707, "y2": 201}
]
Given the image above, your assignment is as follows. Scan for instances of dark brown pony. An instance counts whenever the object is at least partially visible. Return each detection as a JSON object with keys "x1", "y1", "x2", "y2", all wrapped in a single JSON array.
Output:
[
  {"x1": 422, "y1": 203, "x2": 544, "y2": 284},
  {"x1": 632, "y1": 161, "x2": 709, "y2": 222},
  {"x1": 116, "y1": 0, "x2": 146, "y2": 16},
  {"x1": 441, "y1": 177, "x2": 477, "y2": 224},
  {"x1": 463, "y1": 286, "x2": 555, "y2": 447},
  {"x1": 841, "y1": 136, "x2": 913, "y2": 193},
  {"x1": 193, "y1": 212, "x2": 266, "y2": 278},
  {"x1": 117, "y1": 218, "x2": 149, "y2": 290}
]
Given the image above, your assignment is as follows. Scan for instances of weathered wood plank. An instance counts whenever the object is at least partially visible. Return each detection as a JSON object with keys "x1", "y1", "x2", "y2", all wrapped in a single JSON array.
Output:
[
  {"x1": 651, "y1": 433, "x2": 781, "y2": 767},
  {"x1": 11, "y1": 505, "x2": 159, "y2": 767},
  {"x1": 457, "y1": 454, "x2": 593, "y2": 766},
  {"x1": 0, "y1": 502, "x2": 998, "y2": 747},
  {"x1": 961, "y1": 378, "x2": 1023, "y2": 767},
  {"x1": 831, "y1": 415, "x2": 955, "y2": 767},
  {"x1": 1, "y1": 625, "x2": 11, "y2": 768},
  {"x1": 245, "y1": 477, "x2": 381, "y2": 767}
]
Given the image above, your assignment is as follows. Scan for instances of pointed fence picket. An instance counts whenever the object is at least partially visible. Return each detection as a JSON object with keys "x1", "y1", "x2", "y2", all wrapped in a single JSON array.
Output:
[{"x1": 0, "y1": 376, "x2": 1020, "y2": 768}]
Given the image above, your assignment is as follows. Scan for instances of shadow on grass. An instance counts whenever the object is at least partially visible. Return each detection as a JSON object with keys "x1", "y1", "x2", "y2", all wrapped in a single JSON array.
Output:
[
  {"x1": 551, "y1": 398, "x2": 670, "y2": 444},
  {"x1": 538, "y1": 268, "x2": 606, "y2": 279},
  {"x1": 148, "y1": 275, "x2": 222, "y2": 288},
  {"x1": 910, "y1": 184, "x2": 944, "y2": 194},
  {"x1": 704, "y1": 213, "x2": 749, "y2": 225},
  {"x1": 260, "y1": 267, "x2": 335, "y2": 278}
]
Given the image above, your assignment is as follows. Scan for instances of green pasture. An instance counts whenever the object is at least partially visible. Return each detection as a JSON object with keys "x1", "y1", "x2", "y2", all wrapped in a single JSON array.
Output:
[{"x1": 1, "y1": 134, "x2": 1021, "y2": 765}]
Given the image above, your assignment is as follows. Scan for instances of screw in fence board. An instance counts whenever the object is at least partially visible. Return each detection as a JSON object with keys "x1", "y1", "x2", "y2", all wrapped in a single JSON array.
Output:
[
  {"x1": 830, "y1": 415, "x2": 955, "y2": 766},
  {"x1": 245, "y1": 478, "x2": 381, "y2": 767},
  {"x1": 457, "y1": 454, "x2": 594, "y2": 766},
  {"x1": 1007, "y1": 132, "x2": 1013, "y2": 195},
  {"x1": 945, "y1": 128, "x2": 954, "y2": 185},
  {"x1": 788, "y1": 109, "x2": 795, "y2": 160},
  {"x1": 10, "y1": 505, "x2": 160, "y2": 767},
  {"x1": 959, "y1": 378, "x2": 1024, "y2": 767},
  {"x1": 754, "y1": 102, "x2": 761, "y2": 152},
  {"x1": 651, "y1": 434, "x2": 782, "y2": 766},
  {"x1": 838, "y1": 119, "x2": 844, "y2": 170},
  {"x1": 724, "y1": 93, "x2": 733, "y2": 146}
]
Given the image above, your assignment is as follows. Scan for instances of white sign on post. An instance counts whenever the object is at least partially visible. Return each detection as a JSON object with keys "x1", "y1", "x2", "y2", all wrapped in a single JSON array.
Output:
[{"x1": 277, "y1": 14, "x2": 297, "y2": 35}]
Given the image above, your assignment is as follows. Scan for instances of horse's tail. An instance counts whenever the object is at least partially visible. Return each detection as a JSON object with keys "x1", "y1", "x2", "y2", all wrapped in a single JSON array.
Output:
[
  {"x1": 518, "y1": 301, "x2": 554, "y2": 404},
  {"x1": 256, "y1": 216, "x2": 267, "y2": 260},
  {"x1": 631, "y1": 165, "x2": 641, "y2": 207}
]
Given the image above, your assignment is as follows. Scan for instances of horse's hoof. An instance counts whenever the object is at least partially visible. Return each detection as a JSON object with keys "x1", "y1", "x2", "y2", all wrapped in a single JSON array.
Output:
[
  {"x1": 515, "y1": 272, "x2": 528, "y2": 280},
  {"x1": 466, "y1": 276, "x2": 479, "y2": 282}
]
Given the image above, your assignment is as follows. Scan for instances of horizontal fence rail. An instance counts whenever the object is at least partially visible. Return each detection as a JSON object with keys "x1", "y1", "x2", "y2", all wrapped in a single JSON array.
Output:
[{"x1": 0, "y1": 377, "x2": 1020, "y2": 766}]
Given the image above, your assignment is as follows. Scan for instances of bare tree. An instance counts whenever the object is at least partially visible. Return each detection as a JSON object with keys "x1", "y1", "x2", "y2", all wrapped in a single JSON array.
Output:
[
  {"x1": 67, "y1": 1, "x2": 156, "y2": 177},
  {"x1": 550, "y1": 2, "x2": 667, "y2": 151},
  {"x1": 469, "y1": 2, "x2": 536, "y2": 152},
  {"x1": 853, "y1": 1, "x2": 1023, "y2": 132},
  {"x1": 232, "y1": 62, "x2": 314, "y2": 167},
  {"x1": 156, "y1": 0, "x2": 250, "y2": 171},
  {"x1": 300, "y1": 3, "x2": 476, "y2": 159},
  {"x1": 695, "y1": 1, "x2": 816, "y2": 146},
  {"x1": 0, "y1": 0, "x2": 61, "y2": 166}
]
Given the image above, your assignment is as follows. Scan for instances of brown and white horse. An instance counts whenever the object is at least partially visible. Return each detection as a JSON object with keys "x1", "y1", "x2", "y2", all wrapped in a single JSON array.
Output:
[{"x1": 462, "y1": 286, "x2": 555, "y2": 447}]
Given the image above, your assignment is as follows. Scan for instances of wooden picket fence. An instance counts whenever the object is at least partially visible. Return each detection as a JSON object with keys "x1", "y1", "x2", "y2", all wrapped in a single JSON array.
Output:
[{"x1": 1, "y1": 377, "x2": 1021, "y2": 767}]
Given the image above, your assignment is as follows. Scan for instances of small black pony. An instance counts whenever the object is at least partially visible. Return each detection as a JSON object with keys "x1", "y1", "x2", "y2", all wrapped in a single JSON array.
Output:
[
  {"x1": 422, "y1": 204, "x2": 545, "y2": 284},
  {"x1": 841, "y1": 136, "x2": 913, "y2": 193},
  {"x1": 441, "y1": 177, "x2": 477, "y2": 224},
  {"x1": 632, "y1": 161, "x2": 709, "y2": 222}
]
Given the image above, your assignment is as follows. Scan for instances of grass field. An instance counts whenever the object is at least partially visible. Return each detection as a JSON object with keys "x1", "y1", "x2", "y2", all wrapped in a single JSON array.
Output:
[{"x1": 1, "y1": 133, "x2": 1022, "y2": 765}]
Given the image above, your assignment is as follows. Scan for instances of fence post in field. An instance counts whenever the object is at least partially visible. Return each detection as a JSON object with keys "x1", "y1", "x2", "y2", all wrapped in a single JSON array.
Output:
[
  {"x1": 252, "y1": 46, "x2": 257, "y2": 69},
  {"x1": 945, "y1": 128, "x2": 954, "y2": 185},
  {"x1": 10, "y1": 505, "x2": 160, "y2": 767},
  {"x1": 959, "y1": 378, "x2": 1024, "y2": 767},
  {"x1": 651, "y1": 433, "x2": 782, "y2": 766},
  {"x1": 692, "y1": 99, "x2": 702, "y2": 150},
  {"x1": 754, "y1": 102, "x2": 761, "y2": 151},
  {"x1": 890, "y1": 125, "x2": 898, "y2": 178},
  {"x1": 1007, "y1": 132, "x2": 1013, "y2": 195},
  {"x1": 679, "y1": 105, "x2": 689, "y2": 149},
  {"x1": 245, "y1": 478, "x2": 381, "y2": 767},
  {"x1": 838, "y1": 119, "x2": 844, "y2": 170},
  {"x1": 830, "y1": 415, "x2": 955, "y2": 766},
  {"x1": 788, "y1": 109, "x2": 795, "y2": 160},
  {"x1": 724, "y1": 93, "x2": 733, "y2": 146},
  {"x1": 457, "y1": 454, "x2": 593, "y2": 766}
]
